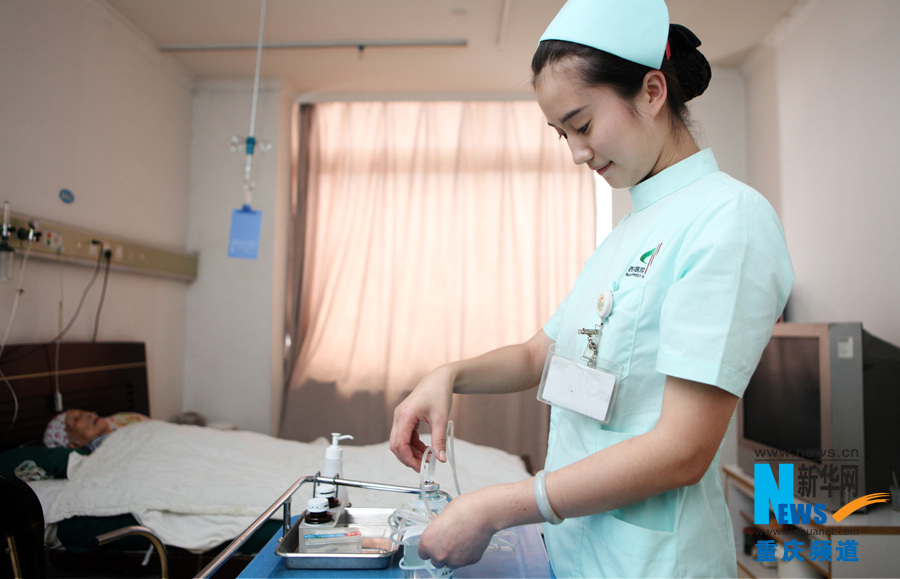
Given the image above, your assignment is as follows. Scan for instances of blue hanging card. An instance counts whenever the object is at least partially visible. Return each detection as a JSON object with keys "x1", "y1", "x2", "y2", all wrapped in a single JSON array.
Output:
[{"x1": 228, "y1": 204, "x2": 262, "y2": 259}]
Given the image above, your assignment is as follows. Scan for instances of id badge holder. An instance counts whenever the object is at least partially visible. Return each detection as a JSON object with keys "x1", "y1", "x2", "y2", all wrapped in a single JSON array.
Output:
[{"x1": 537, "y1": 343, "x2": 623, "y2": 424}]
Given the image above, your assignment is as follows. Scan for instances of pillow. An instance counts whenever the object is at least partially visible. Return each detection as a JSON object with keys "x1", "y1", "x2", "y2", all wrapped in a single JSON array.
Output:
[
  {"x1": 107, "y1": 411, "x2": 150, "y2": 430},
  {"x1": 0, "y1": 446, "x2": 82, "y2": 481}
]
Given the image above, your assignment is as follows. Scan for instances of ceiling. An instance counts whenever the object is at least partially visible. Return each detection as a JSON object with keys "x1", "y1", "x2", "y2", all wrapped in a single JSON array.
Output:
[{"x1": 105, "y1": 0, "x2": 803, "y2": 97}]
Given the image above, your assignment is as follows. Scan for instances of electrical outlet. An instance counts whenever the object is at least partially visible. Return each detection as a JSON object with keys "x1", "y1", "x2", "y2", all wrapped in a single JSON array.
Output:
[{"x1": 43, "y1": 230, "x2": 64, "y2": 250}]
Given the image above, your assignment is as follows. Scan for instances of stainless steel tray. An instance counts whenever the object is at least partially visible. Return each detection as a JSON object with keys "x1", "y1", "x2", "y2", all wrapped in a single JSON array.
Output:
[{"x1": 275, "y1": 507, "x2": 399, "y2": 569}]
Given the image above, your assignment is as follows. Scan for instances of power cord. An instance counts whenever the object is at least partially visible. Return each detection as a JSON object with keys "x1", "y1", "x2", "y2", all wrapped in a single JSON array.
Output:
[
  {"x1": 91, "y1": 248, "x2": 112, "y2": 342},
  {"x1": 49, "y1": 242, "x2": 105, "y2": 345}
]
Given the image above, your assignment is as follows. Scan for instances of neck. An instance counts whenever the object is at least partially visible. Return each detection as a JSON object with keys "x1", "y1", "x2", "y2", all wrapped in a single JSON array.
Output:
[{"x1": 647, "y1": 123, "x2": 699, "y2": 181}]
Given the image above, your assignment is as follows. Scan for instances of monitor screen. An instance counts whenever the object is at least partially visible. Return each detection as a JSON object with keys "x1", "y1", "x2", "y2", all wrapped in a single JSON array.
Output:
[{"x1": 743, "y1": 336, "x2": 821, "y2": 460}]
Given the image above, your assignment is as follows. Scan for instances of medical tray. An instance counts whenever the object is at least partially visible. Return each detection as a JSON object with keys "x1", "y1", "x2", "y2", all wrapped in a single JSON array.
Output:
[{"x1": 274, "y1": 507, "x2": 398, "y2": 569}]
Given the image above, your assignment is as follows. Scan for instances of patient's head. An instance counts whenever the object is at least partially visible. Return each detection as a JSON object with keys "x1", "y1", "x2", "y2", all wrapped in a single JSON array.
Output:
[
  {"x1": 64, "y1": 410, "x2": 112, "y2": 449},
  {"x1": 44, "y1": 409, "x2": 150, "y2": 449}
]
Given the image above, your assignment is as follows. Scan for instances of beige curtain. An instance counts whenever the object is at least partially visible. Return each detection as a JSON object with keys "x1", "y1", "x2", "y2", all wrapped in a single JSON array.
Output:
[{"x1": 281, "y1": 101, "x2": 594, "y2": 470}]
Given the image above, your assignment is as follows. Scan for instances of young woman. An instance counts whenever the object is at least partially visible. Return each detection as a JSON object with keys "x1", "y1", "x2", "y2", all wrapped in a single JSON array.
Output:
[{"x1": 390, "y1": 0, "x2": 794, "y2": 576}]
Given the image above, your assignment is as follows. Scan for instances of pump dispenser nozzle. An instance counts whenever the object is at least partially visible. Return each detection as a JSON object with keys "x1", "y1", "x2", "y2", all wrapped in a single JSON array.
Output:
[
  {"x1": 324, "y1": 432, "x2": 354, "y2": 506},
  {"x1": 330, "y1": 433, "x2": 353, "y2": 448}
]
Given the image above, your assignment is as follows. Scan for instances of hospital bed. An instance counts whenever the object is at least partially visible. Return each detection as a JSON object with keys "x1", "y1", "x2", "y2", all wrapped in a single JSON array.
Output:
[{"x1": 0, "y1": 342, "x2": 536, "y2": 578}]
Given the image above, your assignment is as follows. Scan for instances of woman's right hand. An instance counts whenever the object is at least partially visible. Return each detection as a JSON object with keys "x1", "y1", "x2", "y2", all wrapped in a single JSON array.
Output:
[{"x1": 389, "y1": 365, "x2": 456, "y2": 471}]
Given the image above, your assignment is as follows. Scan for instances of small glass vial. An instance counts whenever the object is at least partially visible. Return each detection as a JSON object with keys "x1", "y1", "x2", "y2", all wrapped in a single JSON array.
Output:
[
  {"x1": 303, "y1": 497, "x2": 334, "y2": 525},
  {"x1": 317, "y1": 483, "x2": 345, "y2": 525},
  {"x1": 417, "y1": 483, "x2": 451, "y2": 515},
  {"x1": 318, "y1": 484, "x2": 341, "y2": 509}
]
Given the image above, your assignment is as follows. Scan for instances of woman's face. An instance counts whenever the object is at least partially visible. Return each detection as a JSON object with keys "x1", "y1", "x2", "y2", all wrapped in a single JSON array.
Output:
[
  {"x1": 65, "y1": 410, "x2": 110, "y2": 448},
  {"x1": 535, "y1": 61, "x2": 661, "y2": 190}
]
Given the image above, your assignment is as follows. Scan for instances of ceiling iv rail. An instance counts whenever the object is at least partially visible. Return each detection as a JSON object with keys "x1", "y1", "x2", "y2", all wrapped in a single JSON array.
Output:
[{"x1": 159, "y1": 38, "x2": 468, "y2": 52}]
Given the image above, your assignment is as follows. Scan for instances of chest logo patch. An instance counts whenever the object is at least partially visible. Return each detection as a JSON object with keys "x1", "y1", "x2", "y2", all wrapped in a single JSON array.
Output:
[{"x1": 626, "y1": 243, "x2": 662, "y2": 279}]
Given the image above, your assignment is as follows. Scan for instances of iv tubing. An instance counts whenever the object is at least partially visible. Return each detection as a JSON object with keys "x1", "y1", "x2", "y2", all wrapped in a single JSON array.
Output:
[
  {"x1": 248, "y1": 0, "x2": 266, "y2": 141},
  {"x1": 242, "y1": 0, "x2": 267, "y2": 206},
  {"x1": 446, "y1": 421, "x2": 462, "y2": 497}
]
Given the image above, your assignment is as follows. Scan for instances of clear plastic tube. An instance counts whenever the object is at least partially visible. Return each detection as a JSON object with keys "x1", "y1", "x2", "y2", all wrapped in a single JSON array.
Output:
[
  {"x1": 446, "y1": 421, "x2": 462, "y2": 497},
  {"x1": 388, "y1": 420, "x2": 519, "y2": 558}
]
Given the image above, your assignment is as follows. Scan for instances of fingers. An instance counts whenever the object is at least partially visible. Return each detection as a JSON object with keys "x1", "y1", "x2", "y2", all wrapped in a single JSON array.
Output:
[
  {"x1": 428, "y1": 417, "x2": 448, "y2": 462},
  {"x1": 389, "y1": 413, "x2": 421, "y2": 470},
  {"x1": 417, "y1": 507, "x2": 489, "y2": 571},
  {"x1": 406, "y1": 430, "x2": 430, "y2": 471},
  {"x1": 391, "y1": 414, "x2": 449, "y2": 470},
  {"x1": 390, "y1": 370, "x2": 454, "y2": 469}
]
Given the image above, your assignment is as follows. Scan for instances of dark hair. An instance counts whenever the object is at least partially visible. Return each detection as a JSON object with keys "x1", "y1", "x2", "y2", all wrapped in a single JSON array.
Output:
[{"x1": 531, "y1": 24, "x2": 711, "y2": 127}]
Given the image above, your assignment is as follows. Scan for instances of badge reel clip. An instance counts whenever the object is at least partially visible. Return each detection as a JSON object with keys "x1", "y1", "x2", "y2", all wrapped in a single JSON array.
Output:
[{"x1": 537, "y1": 290, "x2": 623, "y2": 424}]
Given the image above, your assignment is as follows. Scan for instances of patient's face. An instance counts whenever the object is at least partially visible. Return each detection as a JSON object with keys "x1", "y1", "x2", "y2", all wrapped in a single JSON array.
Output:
[{"x1": 65, "y1": 410, "x2": 111, "y2": 448}]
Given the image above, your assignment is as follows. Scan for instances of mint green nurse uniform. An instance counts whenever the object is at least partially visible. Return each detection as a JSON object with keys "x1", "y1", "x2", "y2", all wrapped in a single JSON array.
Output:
[{"x1": 542, "y1": 149, "x2": 794, "y2": 577}]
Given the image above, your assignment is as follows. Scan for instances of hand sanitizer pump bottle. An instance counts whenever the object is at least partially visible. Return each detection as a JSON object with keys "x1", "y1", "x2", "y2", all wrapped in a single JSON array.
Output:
[{"x1": 324, "y1": 433, "x2": 353, "y2": 506}]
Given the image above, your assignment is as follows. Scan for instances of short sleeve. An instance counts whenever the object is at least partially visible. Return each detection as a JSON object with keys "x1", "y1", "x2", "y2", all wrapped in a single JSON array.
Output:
[
  {"x1": 543, "y1": 291, "x2": 570, "y2": 342},
  {"x1": 656, "y1": 187, "x2": 794, "y2": 396}
]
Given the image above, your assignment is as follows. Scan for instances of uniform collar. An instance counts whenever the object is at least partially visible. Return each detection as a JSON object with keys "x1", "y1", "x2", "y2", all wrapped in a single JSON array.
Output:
[{"x1": 629, "y1": 148, "x2": 718, "y2": 212}]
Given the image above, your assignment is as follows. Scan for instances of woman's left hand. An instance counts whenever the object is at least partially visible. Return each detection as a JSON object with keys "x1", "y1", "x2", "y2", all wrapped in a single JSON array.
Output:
[{"x1": 417, "y1": 491, "x2": 497, "y2": 570}]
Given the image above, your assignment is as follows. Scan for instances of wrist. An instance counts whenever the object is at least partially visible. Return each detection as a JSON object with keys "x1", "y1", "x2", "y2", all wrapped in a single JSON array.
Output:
[
  {"x1": 436, "y1": 362, "x2": 461, "y2": 394},
  {"x1": 469, "y1": 484, "x2": 521, "y2": 534},
  {"x1": 533, "y1": 470, "x2": 564, "y2": 525},
  {"x1": 472, "y1": 478, "x2": 549, "y2": 532}
]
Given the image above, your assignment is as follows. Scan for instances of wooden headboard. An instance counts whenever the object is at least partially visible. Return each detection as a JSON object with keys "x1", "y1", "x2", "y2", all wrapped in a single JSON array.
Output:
[{"x1": 0, "y1": 342, "x2": 149, "y2": 451}]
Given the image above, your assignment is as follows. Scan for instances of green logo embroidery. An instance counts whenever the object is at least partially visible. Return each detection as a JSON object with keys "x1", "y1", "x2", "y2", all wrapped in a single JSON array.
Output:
[{"x1": 627, "y1": 243, "x2": 663, "y2": 279}]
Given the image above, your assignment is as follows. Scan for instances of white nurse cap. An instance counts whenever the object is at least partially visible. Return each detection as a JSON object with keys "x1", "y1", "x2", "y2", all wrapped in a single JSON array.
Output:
[{"x1": 540, "y1": 0, "x2": 670, "y2": 69}]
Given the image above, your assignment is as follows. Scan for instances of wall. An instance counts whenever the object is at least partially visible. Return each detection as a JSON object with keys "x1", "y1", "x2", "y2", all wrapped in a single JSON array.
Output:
[
  {"x1": 183, "y1": 79, "x2": 295, "y2": 434},
  {"x1": 0, "y1": 0, "x2": 193, "y2": 420},
  {"x1": 744, "y1": 0, "x2": 900, "y2": 346}
]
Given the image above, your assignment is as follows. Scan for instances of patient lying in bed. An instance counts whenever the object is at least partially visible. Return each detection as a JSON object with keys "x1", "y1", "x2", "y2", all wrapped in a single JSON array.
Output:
[
  {"x1": 43, "y1": 409, "x2": 149, "y2": 451},
  {"x1": 2, "y1": 413, "x2": 531, "y2": 554}
]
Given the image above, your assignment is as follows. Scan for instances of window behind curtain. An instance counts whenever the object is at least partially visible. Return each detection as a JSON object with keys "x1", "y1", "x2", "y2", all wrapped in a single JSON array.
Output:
[{"x1": 281, "y1": 101, "x2": 595, "y2": 468}]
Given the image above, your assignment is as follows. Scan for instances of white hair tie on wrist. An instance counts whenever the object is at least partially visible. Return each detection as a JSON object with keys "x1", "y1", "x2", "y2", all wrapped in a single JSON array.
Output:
[{"x1": 534, "y1": 470, "x2": 564, "y2": 525}]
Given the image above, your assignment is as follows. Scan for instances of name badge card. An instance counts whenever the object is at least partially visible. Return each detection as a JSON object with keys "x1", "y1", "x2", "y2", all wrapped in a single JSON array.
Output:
[{"x1": 537, "y1": 344, "x2": 622, "y2": 424}]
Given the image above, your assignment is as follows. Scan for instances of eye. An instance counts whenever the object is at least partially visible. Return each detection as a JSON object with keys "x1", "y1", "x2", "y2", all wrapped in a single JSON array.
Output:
[
  {"x1": 576, "y1": 122, "x2": 590, "y2": 135},
  {"x1": 558, "y1": 133, "x2": 568, "y2": 141}
]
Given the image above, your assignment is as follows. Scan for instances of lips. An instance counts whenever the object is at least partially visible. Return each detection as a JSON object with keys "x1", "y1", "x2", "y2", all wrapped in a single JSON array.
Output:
[{"x1": 594, "y1": 161, "x2": 612, "y2": 176}]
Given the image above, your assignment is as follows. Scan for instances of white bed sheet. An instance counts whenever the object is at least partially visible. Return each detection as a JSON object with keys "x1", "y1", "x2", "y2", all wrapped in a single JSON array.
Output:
[{"x1": 44, "y1": 420, "x2": 530, "y2": 552}]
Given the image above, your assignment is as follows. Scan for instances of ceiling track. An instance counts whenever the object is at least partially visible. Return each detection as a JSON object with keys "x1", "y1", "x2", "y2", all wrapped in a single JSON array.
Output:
[
  {"x1": 159, "y1": 39, "x2": 468, "y2": 52},
  {"x1": 497, "y1": 0, "x2": 512, "y2": 49}
]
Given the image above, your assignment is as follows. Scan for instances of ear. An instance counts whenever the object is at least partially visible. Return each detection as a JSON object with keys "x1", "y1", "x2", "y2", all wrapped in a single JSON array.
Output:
[{"x1": 641, "y1": 70, "x2": 668, "y2": 118}]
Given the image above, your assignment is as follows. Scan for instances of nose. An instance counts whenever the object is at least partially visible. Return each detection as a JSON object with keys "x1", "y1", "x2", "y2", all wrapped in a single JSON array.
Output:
[{"x1": 568, "y1": 140, "x2": 593, "y2": 166}]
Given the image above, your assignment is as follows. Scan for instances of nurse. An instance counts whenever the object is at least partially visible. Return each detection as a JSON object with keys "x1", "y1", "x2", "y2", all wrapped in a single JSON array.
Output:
[{"x1": 390, "y1": 0, "x2": 794, "y2": 576}]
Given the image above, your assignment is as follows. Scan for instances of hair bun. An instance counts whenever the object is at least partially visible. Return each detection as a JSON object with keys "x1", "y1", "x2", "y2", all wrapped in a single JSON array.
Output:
[{"x1": 668, "y1": 24, "x2": 711, "y2": 101}]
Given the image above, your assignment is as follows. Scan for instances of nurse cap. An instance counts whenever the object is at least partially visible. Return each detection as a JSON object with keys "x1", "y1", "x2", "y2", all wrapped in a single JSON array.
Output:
[{"x1": 540, "y1": 0, "x2": 670, "y2": 70}]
